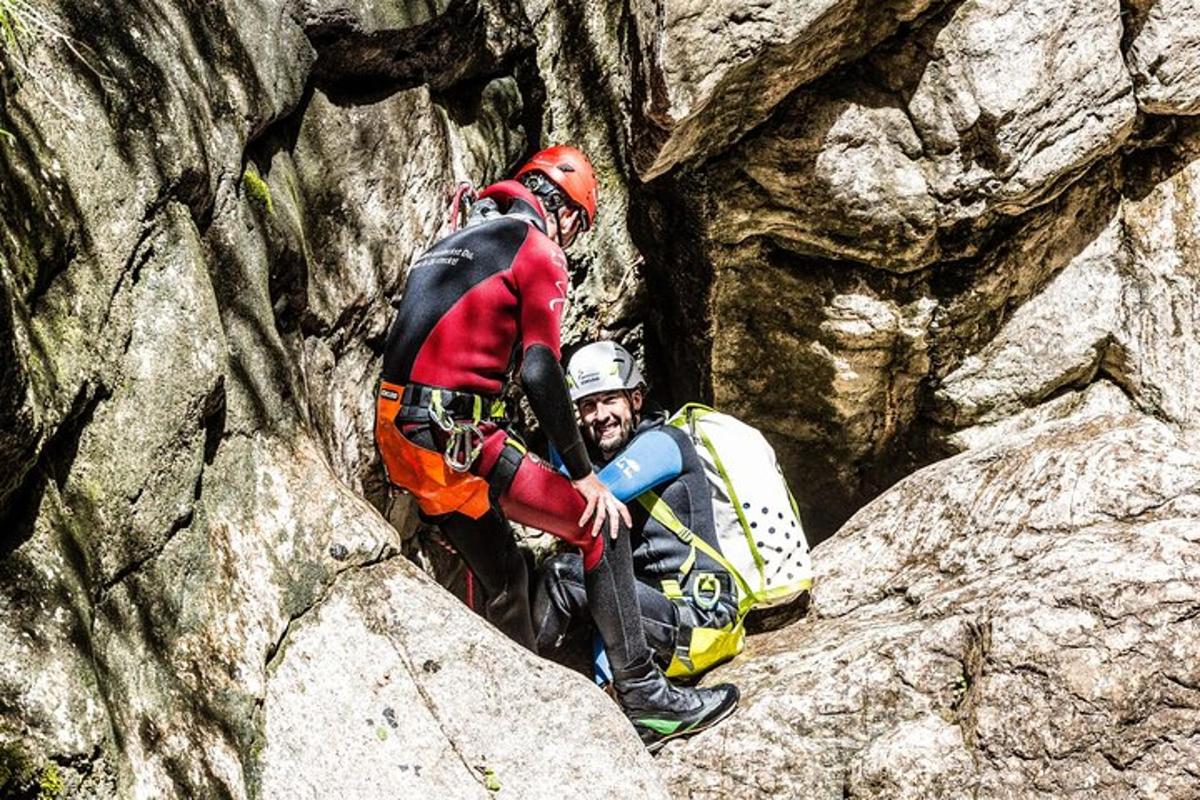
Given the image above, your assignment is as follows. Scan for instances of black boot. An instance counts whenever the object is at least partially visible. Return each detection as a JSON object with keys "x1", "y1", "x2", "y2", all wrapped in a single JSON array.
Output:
[
  {"x1": 585, "y1": 523, "x2": 740, "y2": 751},
  {"x1": 615, "y1": 658, "x2": 740, "y2": 752}
]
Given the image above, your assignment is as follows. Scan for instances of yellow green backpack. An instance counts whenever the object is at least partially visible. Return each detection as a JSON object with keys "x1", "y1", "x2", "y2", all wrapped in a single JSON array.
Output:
[{"x1": 639, "y1": 404, "x2": 814, "y2": 678}]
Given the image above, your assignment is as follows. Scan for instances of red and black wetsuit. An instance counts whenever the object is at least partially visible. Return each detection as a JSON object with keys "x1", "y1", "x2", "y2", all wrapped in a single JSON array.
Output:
[{"x1": 376, "y1": 181, "x2": 647, "y2": 666}]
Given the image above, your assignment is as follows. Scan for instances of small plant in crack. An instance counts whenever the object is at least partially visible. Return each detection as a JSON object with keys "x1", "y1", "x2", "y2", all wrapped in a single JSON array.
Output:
[
  {"x1": 0, "y1": 0, "x2": 111, "y2": 135},
  {"x1": 243, "y1": 165, "x2": 275, "y2": 216}
]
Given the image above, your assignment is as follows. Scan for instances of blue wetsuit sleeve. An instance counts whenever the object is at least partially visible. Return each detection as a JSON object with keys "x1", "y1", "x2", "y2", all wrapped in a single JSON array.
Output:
[{"x1": 596, "y1": 430, "x2": 684, "y2": 502}]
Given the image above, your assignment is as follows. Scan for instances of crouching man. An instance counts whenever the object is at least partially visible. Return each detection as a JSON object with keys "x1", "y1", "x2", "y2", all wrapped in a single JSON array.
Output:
[{"x1": 535, "y1": 341, "x2": 742, "y2": 691}]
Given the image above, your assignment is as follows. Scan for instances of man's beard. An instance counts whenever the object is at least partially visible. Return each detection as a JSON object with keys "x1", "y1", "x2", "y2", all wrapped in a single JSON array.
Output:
[{"x1": 595, "y1": 416, "x2": 635, "y2": 460}]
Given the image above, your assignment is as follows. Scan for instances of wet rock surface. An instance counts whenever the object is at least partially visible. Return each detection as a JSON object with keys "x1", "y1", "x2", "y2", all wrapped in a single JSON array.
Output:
[{"x1": 2, "y1": 0, "x2": 1199, "y2": 797}]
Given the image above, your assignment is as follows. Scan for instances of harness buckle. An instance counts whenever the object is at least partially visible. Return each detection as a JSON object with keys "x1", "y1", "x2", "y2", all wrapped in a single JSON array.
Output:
[{"x1": 428, "y1": 391, "x2": 456, "y2": 433}]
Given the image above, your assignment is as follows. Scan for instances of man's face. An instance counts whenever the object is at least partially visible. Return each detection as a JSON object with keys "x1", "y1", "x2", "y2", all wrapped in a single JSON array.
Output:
[{"x1": 577, "y1": 389, "x2": 643, "y2": 458}]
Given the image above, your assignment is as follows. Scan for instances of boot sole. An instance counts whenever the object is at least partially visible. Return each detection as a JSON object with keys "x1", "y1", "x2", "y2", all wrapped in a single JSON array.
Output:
[{"x1": 641, "y1": 694, "x2": 739, "y2": 754}]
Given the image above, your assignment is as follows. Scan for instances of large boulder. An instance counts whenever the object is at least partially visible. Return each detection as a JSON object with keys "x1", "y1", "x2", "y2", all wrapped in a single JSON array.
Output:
[
  {"x1": 936, "y1": 135, "x2": 1200, "y2": 441},
  {"x1": 0, "y1": 0, "x2": 583, "y2": 795},
  {"x1": 4, "y1": 0, "x2": 1200, "y2": 794},
  {"x1": 658, "y1": 410, "x2": 1200, "y2": 798},
  {"x1": 301, "y1": 0, "x2": 532, "y2": 94},
  {"x1": 628, "y1": 0, "x2": 941, "y2": 180},
  {"x1": 642, "y1": 19, "x2": 1193, "y2": 537},
  {"x1": 709, "y1": 0, "x2": 1138, "y2": 271},
  {"x1": 1126, "y1": 0, "x2": 1200, "y2": 115},
  {"x1": 259, "y1": 558, "x2": 665, "y2": 799},
  {"x1": 0, "y1": 0, "x2": 313, "y2": 519}
]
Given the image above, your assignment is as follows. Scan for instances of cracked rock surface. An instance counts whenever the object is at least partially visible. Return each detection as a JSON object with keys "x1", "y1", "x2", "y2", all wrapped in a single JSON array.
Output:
[
  {"x1": 659, "y1": 412, "x2": 1200, "y2": 798},
  {"x1": 260, "y1": 558, "x2": 663, "y2": 799}
]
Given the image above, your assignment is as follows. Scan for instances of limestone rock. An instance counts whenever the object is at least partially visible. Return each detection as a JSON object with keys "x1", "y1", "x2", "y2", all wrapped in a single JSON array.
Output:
[
  {"x1": 937, "y1": 141, "x2": 1200, "y2": 439},
  {"x1": 5, "y1": 0, "x2": 1200, "y2": 794},
  {"x1": 708, "y1": 244, "x2": 937, "y2": 533},
  {"x1": 711, "y1": 0, "x2": 1137, "y2": 271},
  {"x1": 659, "y1": 411, "x2": 1200, "y2": 798},
  {"x1": 710, "y1": 87, "x2": 941, "y2": 269},
  {"x1": 302, "y1": 0, "x2": 531, "y2": 93},
  {"x1": 0, "y1": 0, "x2": 311, "y2": 515},
  {"x1": 260, "y1": 559, "x2": 666, "y2": 799},
  {"x1": 1126, "y1": 0, "x2": 1200, "y2": 115},
  {"x1": 629, "y1": 0, "x2": 940, "y2": 180},
  {"x1": 520, "y1": 0, "x2": 648, "y2": 347}
]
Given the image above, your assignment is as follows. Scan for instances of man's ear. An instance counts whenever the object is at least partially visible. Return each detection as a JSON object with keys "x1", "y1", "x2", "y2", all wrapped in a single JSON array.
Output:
[{"x1": 630, "y1": 388, "x2": 644, "y2": 414}]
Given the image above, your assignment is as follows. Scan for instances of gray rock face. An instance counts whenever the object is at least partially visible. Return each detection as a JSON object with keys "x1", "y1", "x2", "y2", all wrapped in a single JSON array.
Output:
[
  {"x1": 659, "y1": 411, "x2": 1200, "y2": 798},
  {"x1": 1126, "y1": 0, "x2": 1200, "y2": 115},
  {"x1": 4, "y1": 0, "x2": 1200, "y2": 795},
  {"x1": 260, "y1": 558, "x2": 664, "y2": 799},
  {"x1": 937, "y1": 140, "x2": 1200, "y2": 440},
  {"x1": 711, "y1": 0, "x2": 1138, "y2": 271},
  {"x1": 641, "y1": 2, "x2": 1194, "y2": 536},
  {"x1": 628, "y1": 0, "x2": 940, "y2": 180},
  {"x1": 302, "y1": 0, "x2": 531, "y2": 93},
  {"x1": 0, "y1": 0, "x2": 640, "y2": 795}
]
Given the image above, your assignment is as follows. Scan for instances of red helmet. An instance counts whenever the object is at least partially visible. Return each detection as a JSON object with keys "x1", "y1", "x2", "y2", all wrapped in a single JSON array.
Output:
[{"x1": 514, "y1": 145, "x2": 598, "y2": 230}]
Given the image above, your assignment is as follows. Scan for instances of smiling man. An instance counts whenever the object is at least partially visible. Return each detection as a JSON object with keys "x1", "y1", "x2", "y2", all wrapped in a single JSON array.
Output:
[{"x1": 535, "y1": 341, "x2": 743, "y2": 747}]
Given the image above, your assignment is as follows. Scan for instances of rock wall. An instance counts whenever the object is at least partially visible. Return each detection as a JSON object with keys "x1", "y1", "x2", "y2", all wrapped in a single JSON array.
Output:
[
  {"x1": 0, "y1": 0, "x2": 657, "y2": 796},
  {"x1": 629, "y1": 0, "x2": 1200, "y2": 539},
  {"x1": 1, "y1": 0, "x2": 1198, "y2": 797}
]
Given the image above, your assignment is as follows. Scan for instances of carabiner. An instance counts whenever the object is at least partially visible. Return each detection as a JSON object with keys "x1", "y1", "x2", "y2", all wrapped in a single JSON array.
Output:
[
  {"x1": 428, "y1": 391, "x2": 456, "y2": 433},
  {"x1": 444, "y1": 422, "x2": 483, "y2": 472}
]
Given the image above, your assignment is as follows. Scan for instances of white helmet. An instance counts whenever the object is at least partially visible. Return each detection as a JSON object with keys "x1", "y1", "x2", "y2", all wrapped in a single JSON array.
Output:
[{"x1": 566, "y1": 341, "x2": 645, "y2": 402}]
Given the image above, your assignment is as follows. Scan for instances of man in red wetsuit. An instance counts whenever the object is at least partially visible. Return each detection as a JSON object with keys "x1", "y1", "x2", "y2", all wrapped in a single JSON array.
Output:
[{"x1": 374, "y1": 146, "x2": 738, "y2": 749}]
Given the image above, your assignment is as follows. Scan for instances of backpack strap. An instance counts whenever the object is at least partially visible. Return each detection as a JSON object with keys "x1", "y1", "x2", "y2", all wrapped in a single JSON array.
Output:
[{"x1": 637, "y1": 492, "x2": 756, "y2": 616}]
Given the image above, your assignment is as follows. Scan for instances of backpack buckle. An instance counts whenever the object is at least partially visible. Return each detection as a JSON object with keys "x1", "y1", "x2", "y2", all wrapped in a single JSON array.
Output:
[{"x1": 691, "y1": 573, "x2": 722, "y2": 611}]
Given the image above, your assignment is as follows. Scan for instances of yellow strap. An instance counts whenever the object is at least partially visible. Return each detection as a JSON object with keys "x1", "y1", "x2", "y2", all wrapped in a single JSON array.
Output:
[
  {"x1": 637, "y1": 492, "x2": 754, "y2": 614},
  {"x1": 660, "y1": 578, "x2": 683, "y2": 600},
  {"x1": 679, "y1": 544, "x2": 697, "y2": 579}
]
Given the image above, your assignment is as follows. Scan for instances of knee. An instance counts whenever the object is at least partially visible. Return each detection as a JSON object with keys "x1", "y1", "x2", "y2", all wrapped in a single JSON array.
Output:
[
  {"x1": 580, "y1": 535, "x2": 604, "y2": 571},
  {"x1": 538, "y1": 552, "x2": 584, "y2": 597}
]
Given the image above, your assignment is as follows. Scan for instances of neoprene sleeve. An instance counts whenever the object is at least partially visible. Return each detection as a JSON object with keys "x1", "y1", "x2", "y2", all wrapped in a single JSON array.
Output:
[
  {"x1": 521, "y1": 344, "x2": 592, "y2": 480},
  {"x1": 596, "y1": 430, "x2": 685, "y2": 502}
]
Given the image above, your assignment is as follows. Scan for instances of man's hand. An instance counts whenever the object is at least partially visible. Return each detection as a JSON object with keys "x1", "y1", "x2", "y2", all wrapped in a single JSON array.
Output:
[{"x1": 573, "y1": 471, "x2": 633, "y2": 540}]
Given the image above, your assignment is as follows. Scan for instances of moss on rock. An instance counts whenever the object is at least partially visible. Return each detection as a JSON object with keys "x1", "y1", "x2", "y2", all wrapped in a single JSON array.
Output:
[{"x1": 243, "y1": 167, "x2": 275, "y2": 216}]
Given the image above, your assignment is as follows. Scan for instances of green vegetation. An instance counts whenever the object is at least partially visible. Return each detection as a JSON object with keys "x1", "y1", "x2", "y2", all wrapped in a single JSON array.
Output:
[
  {"x1": 0, "y1": 741, "x2": 65, "y2": 800},
  {"x1": 0, "y1": 740, "x2": 35, "y2": 789},
  {"x1": 37, "y1": 763, "x2": 64, "y2": 799},
  {"x1": 243, "y1": 167, "x2": 275, "y2": 216},
  {"x1": 0, "y1": 0, "x2": 25, "y2": 53},
  {"x1": 475, "y1": 763, "x2": 501, "y2": 794}
]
